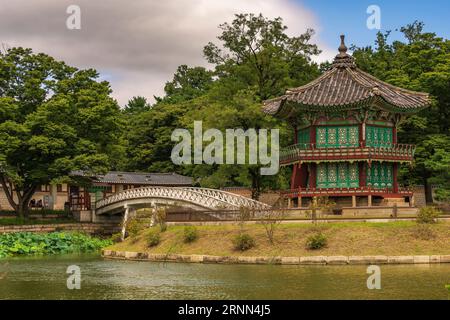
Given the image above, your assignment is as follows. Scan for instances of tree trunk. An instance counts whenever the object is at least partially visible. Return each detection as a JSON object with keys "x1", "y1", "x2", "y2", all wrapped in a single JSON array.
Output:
[
  {"x1": 424, "y1": 175, "x2": 433, "y2": 204},
  {"x1": 0, "y1": 175, "x2": 34, "y2": 218},
  {"x1": 250, "y1": 169, "x2": 261, "y2": 201}
]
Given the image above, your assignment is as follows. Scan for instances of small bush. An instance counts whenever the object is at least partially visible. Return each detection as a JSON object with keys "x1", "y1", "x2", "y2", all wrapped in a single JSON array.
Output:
[
  {"x1": 412, "y1": 224, "x2": 436, "y2": 240},
  {"x1": 147, "y1": 230, "x2": 161, "y2": 247},
  {"x1": 306, "y1": 232, "x2": 327, "y2": 250},
  {"x1": 417, "y1": 206, "x2": 441, "y2": 224},
  {"x1": 233, "y1": 233, "x2": 255, "y2": 251},
  {"x1": 126, "y1": 219, "x2": 144, "y2": 238},
  {"x1": 155, "y1": 208, "x2": 168, "y2": 232},
  {"x1": 183, "y1": 226, "x2": 198, "y2": 243}
]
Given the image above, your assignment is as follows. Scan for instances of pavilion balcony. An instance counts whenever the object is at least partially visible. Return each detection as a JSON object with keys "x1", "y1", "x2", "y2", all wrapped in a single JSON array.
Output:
[
  {"x1": 281, "y1": 186, "x2": 414, "y2": 198},
  {"x1": 279, "y1": 143, "x2": 416, "y2": 166}
]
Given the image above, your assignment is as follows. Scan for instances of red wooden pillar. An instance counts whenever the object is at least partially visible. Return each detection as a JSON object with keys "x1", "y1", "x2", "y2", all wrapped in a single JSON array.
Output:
[
  {"x1": 290, "y1": 164, "x2": 299, "y2": 189},
  {"x1": 359, "y1": 162, "x2": 366, "y2": 187},
  {"x1": 309, "y1": 163, "x2": 317, "y2": 188},
  {"x1": 393, "y1": 163, "x2": 399, "y2": 193}
]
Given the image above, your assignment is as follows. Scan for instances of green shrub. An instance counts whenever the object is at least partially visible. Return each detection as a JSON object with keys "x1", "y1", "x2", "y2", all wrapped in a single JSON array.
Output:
[
  {"x1": 417, "y1": 206, "x2": 441, "y2": 224},
  {"x1": 147, "y1": 230, "x2": 161, "y2": 247},
  {"x1": 155, "y1": 208, "x2": 167, "y2": 232},
  {"x1": 306, "y1": 232, "x2": 327, "y2": 250},
  {"x1": 183, "y1": 226, "x2": 198, "y2": 243},
  {"x1": 126, "y1": 219, "x2": 144, "y2": 238},
  {"x1": 233, "y1": 233, "x2": 255, "y2": 251}
]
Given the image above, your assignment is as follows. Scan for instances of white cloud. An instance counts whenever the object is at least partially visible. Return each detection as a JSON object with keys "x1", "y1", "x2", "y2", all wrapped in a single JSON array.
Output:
[{"x1": 0, "y1": 0, "x2": 334, "y2": 105}]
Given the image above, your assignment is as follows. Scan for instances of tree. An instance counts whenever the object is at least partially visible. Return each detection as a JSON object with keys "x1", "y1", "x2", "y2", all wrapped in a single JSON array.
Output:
[
  {"x1": 0, "y1": 48, "x2": 122, "y2": 217},
  {"x1": 204, "y1": 13, "x2": 321, "y2": 100},
  {"x1": 123, "y1": 96, "x2": 151, "y2": 114},
  {"x1": 155, "y1": 65, "x2": 213, "y2": 104}
]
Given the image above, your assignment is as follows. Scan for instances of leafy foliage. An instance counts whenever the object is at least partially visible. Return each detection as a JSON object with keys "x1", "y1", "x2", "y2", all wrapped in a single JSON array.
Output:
[
  {"x1": 0, "y1": 232, "x2": 112, "y2": 258},
  {"x1": 416, "y1": 206, "x2": 441, "y2": 224},
  {"x1": 305, "y1": 232, "x2": 327, "y2": 250},
  {"x1": 183, "y1": 226, "x2": 198, "y2": 243},
  {"x1": 147, "y1": 230, "x2": 161, "y2": 247},
  {"x1": 0, "y1": 48, "x2": 123, "y2": 217}
]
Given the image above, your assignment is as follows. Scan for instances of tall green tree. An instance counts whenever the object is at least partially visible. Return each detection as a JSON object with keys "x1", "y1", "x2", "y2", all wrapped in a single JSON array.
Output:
[
  {"x1": 123, "y1": 96, "x2": 151, "y2": 114},
  {"x1": 155, "y1": 65, "x2": 213, "y2": 104},
  {"x1": 204, "y1": 13, "x2": 321, "y2": 100},
  {"x1": 0, "y1": 48, "x2": 122, "y2": 217}
]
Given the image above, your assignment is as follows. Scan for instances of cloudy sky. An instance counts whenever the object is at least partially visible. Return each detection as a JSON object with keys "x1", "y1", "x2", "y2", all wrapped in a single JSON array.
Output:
[{"x1": 1, "y1": 0, "x2": 449, "y2": 105}]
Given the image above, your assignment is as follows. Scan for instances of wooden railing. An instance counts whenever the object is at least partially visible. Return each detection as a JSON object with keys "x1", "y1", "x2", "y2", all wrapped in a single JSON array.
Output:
[
  {"x1": 281, "y1": 186, "x2": 414, "y2": 198},
  {"x1": 280, "y1": 142, "x2": 416, "y2": 165}
]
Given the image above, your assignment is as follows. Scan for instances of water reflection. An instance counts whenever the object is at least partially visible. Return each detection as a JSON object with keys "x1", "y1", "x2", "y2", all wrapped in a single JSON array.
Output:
[{"x1": 0, "y1": 255, "x2": 448, "y2": 299}]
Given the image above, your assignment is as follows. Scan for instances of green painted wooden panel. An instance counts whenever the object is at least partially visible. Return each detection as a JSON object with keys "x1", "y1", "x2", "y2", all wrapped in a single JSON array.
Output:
[
  {"x1": 316, "y1": 126, "x2": 359, "y2": 148},
  {"x1": 365, "y1": 126, "x2": 393, "y2": 147},
  {"x1": 366, "y1": 162, "x2": 393, "y2": 188},
  {"x1": 297, "y1": 128, "x2": 310, "y2": 148},
  {"x1": 317, "y1": 162, "x2": 359, "y2": 188}
]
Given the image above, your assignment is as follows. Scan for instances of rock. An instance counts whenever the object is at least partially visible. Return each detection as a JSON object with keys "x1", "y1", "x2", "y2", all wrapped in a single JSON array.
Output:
[
  {"x1": 429, "y1": 255, "x2": 440, "y2": 263},
  {"x1": 326, "y1": 256, "x2": 349, "y2": 265},
  {"x1": 387, "y1": 256, "x2": 414, "y2": 264},
  {"x1": 299, "y1": 256, "x2": 326, "y2": 265},
  {"x1": 124, "y1": 251, "x2": 138, "y2": 259},
  {"x1": 348, "y1": 256, "x2": 388, "y2": 264},
  {"x1": 281, "y1": 257, "x2": 300, "y2": 265},
  {"x1": 190, "y1": 255, "x2": 204, "y2": 263},
  {"x1": 413, "y1": 255, "x2": 430, "y2": 264}
]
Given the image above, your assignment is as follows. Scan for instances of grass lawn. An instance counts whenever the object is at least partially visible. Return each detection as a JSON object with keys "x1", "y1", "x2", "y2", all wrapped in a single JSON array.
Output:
[{"x1": 107, "y1": 221, "x2": 450, "y2": 257}]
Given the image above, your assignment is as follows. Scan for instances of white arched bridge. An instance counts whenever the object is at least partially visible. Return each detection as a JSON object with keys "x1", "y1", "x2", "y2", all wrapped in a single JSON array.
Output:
[{"x1": 94, "y1": 186, "x2": 271, "y2": 215}]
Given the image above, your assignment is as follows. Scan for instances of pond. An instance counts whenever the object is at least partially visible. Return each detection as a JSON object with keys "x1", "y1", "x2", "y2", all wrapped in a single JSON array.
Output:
[{"x1": 0, "y1": 254, "x2": 449, "y2": 299}]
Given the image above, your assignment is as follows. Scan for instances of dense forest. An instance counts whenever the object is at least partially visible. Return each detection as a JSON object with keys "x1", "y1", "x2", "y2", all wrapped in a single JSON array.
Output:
[{"x1": 0, "y1": 14, "x2": 448, "y2": 217}]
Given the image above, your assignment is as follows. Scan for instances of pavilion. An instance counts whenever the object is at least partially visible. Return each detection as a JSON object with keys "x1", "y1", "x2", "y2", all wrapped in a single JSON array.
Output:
[{"x1": 263, "y1": 35, "x2": 430, "y2": 208}]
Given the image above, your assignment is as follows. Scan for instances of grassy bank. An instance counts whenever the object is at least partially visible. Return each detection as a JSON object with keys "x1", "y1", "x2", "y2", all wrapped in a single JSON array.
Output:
[
  {"x1": 108, "y1": 221, "x2": 450, "y2": 257},
  {"x1": 0, "y1": 232, "x2": 112, "y2": 258}
]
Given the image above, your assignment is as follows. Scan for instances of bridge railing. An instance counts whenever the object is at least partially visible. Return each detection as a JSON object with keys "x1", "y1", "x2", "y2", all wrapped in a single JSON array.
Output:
[{"x1": 94, "y1": 186, "x2": 271, "y2": 212}]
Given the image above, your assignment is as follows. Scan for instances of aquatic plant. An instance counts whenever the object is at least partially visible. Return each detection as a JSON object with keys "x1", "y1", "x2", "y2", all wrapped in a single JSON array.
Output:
[{"x1": 0, "y1": 232, "x2": 112, "y2": 258}]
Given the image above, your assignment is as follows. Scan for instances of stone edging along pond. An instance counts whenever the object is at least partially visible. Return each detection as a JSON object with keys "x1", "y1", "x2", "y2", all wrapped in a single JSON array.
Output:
[{"x1": 102, "y1": 250, "x2": 450, "y2": 265}]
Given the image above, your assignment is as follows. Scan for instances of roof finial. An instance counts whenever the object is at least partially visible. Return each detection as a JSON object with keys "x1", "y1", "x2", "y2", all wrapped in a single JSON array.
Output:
[
  {"x1": 338, "y1": 34, "x2": 347, "y2": 56},
  {"x1": 332, "y1": 34, "x2": 355, "y2": 68}
]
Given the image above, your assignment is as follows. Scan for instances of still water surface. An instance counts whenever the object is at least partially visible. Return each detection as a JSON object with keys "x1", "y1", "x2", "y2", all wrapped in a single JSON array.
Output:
[{"x1": 0, "y1": 254, "x2": 449, "y2": 299}]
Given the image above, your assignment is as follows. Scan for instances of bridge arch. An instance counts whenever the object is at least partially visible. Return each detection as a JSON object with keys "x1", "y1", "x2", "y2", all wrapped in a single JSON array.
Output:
[{"x1": 94, "y1": 186, "x2": 271, "y2": 215}]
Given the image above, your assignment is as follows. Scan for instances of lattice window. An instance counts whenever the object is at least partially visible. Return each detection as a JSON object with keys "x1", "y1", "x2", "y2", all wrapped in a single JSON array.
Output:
[
  {"x1": 366, "y1": 126, "x2": 393, "y2": 147},
  {"x1": 367, "y1": 162, "x2": 393, "y2": 188},
  {"x1": 316, "y1": 162, "x2": 359, "y2": 188},
  {"x1": 316, "y1": 126, "x2": 359, "y2": 148},
  {"x1": 317, "y1": 128, "x2": 327, "y2": 145}
]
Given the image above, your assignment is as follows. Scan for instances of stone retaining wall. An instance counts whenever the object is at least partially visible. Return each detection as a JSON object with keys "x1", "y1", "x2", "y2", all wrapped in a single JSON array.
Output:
[
  {"x1": 102, "y1": 250, "x2": 450, "y2": 265},
  {"x1": 0, "y1": 223, "x2": 121, "y2": 235}
]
